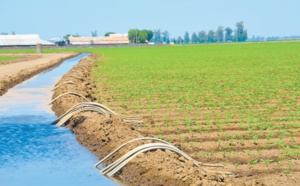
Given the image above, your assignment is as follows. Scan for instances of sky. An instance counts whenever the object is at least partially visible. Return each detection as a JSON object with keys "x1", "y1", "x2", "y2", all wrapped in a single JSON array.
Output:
[{"x1": 1, "y1": 0, "x2": 299, "y2": 40}]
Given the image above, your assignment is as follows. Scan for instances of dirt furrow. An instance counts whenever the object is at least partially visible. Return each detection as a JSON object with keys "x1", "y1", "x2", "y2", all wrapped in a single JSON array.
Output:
[
  {"x1": 161, "y1": 129, "x2": 300, "y2": 143},
  {"x1": 179, "y1": 137, "x2": 300, "y2": 153},
  {"x1": 137, "y1": 122, "x2": 300, "y2": 136},
  {"x1": 191, "y1": 149, "x2": 299, "y2": 164}
]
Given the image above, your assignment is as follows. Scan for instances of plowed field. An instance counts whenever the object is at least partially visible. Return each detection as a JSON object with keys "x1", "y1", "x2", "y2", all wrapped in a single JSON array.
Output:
[{"x1": 91, "y1": 42, "x2": 300, "y2": 183}]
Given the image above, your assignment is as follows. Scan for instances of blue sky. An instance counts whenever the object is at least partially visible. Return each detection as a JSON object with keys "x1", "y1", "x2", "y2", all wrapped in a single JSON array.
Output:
[{"x1": 1, "y1": 0, "x2": 299, "y2": 39}]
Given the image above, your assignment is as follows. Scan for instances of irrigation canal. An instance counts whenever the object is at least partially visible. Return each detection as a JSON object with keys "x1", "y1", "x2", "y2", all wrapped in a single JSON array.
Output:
[{"x1": 0, "y1": 53, "x2": 118, "y2": 186}]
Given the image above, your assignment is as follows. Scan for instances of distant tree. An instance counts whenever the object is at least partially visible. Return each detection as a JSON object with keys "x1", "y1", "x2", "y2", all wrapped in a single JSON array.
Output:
[
  {"x1": 138, "y1": 30, "x2": 148, "y2": 43},
  {"x1": 63, "y1": 34, "x2": 71, "y2": 44},
  {"x1": 73, "y1": 33, "x2": 80, "y2": 37},
  {"x1": 207, "y1": 30, "x2": 215, "y2": 42},
  {"x1": 171, "y1": 38, "x2": 177, "y2": 44},
  {"x1": 63, "y1": 34, "x2": 71, "y2": 40},
  {"x1": 224, "y1": 27, "x2": 233, "y2": 42},
  {"x1": 11, "y1": 31, "x2": 15, "y2": 35},
  {"x1": 198, "y1": 31, "x2": 207, "y2": 43},
  {"x1": 128, "y1": 29, "x2": 139, "y2": 43},
  {"x1": 258, "y1": 36, "x2": 265, "y2": 41},
  {"x1": 153, "y1": 29, "x2": 162, "y2": 43},
  {"x1": 91, "y1": 30, "x2": 97, "y2": 37},
  {"x1": 162, "y1": 30, "x2": 170, "y2": 43},
  {"x1": 191, "y1": 32, "x2": 198, "y2": 43},
  {"x1": 235, "y1": 21, "x2": 247, "y2": 42},
  {"x1": 0, "y1": 33, "x2": 8, "y2": 35},
  {"x1": 216, "y1": 26, "x2": 224, "y2": 42},
  {"x1": 249, "y1": 35, "x2": 264, "y2": 42},
  {"x1": 232, "y1": 29, "x2": 235, "y2": 42},
  {"x1": 184, "y1": 32, "x2": 190, "y2": 44},
  {"x1": 105, "y1": 32, "x2": 115, "y2": 36},
  {"x1": 142, "y1": 30, "x2": 153, "y2": 42},
  {"x1": 242, "y1": 30, "x2": 248, "y2": 41},
  {"x1": 177, "y1": 36, "x2": 183, "y2": 44}
]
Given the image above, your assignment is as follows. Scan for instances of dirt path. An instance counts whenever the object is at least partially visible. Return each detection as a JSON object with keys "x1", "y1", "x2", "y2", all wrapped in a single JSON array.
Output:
[
  {"x1": 0, "y1": 53, "x2": 41, "y2": 66},
  {"x1": 0, "y1": 53, "x2": 76, "y2": 77},
  {"x1": 0, "y1": 53, "x2": 79, "y2": 96}
]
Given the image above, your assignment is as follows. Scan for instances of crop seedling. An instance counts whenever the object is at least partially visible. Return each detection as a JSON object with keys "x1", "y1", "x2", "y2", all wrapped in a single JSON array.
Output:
[
  {"x1": 283, "y1": 170, "x2": 292, "y2": 175},
  {"x1": 261, "y1": 159, "x2": 273, "y2": 166},
  {"x1": 248, "y1": 158, "x2": 258, "y2": 167},
  {"x1": 233, "y1": 163, "x2": 240, "y2": 169},
  {"x1": 287, "y1": 161, "x2": 294, "y2": 169},
  {"x1": 244, "y1": 150, "x2": 252, "y2": 156}
]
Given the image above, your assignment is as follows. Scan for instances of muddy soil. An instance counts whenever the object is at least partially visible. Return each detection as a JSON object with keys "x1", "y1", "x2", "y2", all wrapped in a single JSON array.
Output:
[
  {"x1": 0, "y1": 53, "x2": 79, "y2": 96},
  {"x1": 50, "y1": 54, "x2": 237, "y2": 186}
]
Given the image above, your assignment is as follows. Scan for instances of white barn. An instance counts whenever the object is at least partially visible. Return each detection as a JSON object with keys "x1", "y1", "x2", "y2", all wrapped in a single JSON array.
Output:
[
  {"x1": 0, "y1": 34, "x2": 54, "y2": 46},
  {"x1": 68, "y1": 34, "x2": 129, "y2": 45}
]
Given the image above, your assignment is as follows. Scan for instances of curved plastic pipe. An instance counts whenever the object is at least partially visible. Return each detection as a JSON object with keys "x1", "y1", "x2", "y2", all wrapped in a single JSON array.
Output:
[
  {"x1": 66, "y1": 75, "x2": 83, "y2": 80},
  {"x1": 94, "y1": 137, "x2": 233, "y2": 177},
  {"x1": 52, "y1": 81, "x2": 76, "y2": 91},
  {"x1": 48, "y1": 92, "x2": 89, "y2": 105},
  {"x1": 94, "y1": 137, "x2": 171, "y2": 170},
  {"x1": 55, "y1": 107, "x2": 109, "y2": 127},
  {"x1": 100, "y1": 143, "x2": 199, "y2": 176},
  {"x1": 51, "y1": 102, "x2": 143, "y2": 126}
]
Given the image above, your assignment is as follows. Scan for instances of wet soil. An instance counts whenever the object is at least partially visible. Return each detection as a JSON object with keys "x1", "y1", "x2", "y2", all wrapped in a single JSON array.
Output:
[
  {"x1": 50, "y1": 54, "x2": 235, "y2": 186},
  {"x1": 0, "y1": 53, "x2": 79, "y2": 96}
]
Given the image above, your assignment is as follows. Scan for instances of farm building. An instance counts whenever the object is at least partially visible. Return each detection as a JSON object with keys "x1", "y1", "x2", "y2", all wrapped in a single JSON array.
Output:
[
  {"x1": 0, "y1": 34, "x2": 54, "y2": 47},
  {"x1": 68, "y1": 34, "x2": 129, "y2": 45}
]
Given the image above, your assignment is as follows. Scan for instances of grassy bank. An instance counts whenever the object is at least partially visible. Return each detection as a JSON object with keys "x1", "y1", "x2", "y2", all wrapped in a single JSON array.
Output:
[{"x1": 0, "y1": 56, "x2": 20, "y2": 63}]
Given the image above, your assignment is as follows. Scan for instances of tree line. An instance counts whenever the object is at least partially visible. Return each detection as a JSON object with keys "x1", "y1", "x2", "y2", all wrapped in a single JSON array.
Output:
[
  {"x1": 128, "y1": 21, "x2": 248, "y2": 44},
  {"x1": 248, "y1": 35, "x2": 300, "y2": 42},
  {"x1": 128, "y1": 29, "x2": 154, "y2": 43}
]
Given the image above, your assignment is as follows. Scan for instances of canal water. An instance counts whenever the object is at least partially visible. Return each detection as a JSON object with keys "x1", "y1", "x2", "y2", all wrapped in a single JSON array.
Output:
[{"x1": 0, "y1": 53, "x2": 118, "y2": 186}]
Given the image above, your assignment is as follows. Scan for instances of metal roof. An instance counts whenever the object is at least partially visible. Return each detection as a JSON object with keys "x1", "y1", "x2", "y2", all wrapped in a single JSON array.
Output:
[
  {"x1": 0, "y1": 34, "x2": 54, "y2": 46},
  {"x1": 68, "y1": 34, "x2": 129, "y2": 45}
]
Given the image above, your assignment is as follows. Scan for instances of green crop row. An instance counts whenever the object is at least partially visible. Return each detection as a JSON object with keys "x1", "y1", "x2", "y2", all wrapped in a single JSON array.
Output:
[{"x1": 90, "y1": 43, "x2": 300, "y2": 126}]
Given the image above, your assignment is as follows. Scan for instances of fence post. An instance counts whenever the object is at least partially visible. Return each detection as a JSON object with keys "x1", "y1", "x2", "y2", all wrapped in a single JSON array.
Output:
[{"x1": 36, "y1": 43, "x2": 42, "y2": 53}]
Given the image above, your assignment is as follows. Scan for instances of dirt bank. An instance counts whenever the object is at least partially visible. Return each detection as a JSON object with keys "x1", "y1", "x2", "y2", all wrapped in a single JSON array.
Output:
[
  {"x1": 0, "y1": 53, "x2": 79, "y2": 96},
  {"x1": 0, "y1": 53, "x2": 41, "y2": 66},
  {"x1": 51, "y1": 54, "x2": 234, "y2": 186}
]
